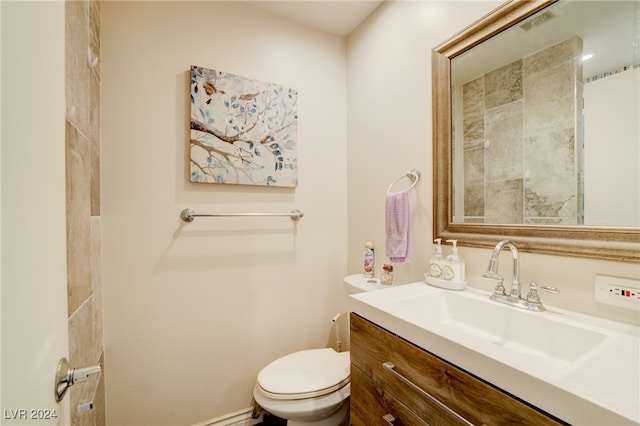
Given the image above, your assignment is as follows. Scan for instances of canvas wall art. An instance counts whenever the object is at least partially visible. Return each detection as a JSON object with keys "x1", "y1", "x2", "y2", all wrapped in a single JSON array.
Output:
[{"x1": 190, "y1": 65, "x2": 298, "y2": 187}]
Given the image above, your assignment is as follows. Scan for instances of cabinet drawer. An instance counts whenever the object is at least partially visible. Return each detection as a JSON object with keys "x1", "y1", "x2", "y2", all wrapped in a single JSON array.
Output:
[
  {"x1": 351, "y1": 365, "x2": 428, "y2": 426},
  {"x1": 350, "y1": 313, "x2": 564, "y2": 426}
]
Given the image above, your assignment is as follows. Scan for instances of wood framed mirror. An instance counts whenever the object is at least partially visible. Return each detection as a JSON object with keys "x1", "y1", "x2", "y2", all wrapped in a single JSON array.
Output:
[{"x1": 432, "y1": 0, "x2": 639, "y2": 262}]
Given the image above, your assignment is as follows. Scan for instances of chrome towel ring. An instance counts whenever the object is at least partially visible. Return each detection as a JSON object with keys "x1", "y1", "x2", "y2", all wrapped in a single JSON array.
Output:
[{"x1": 387, "y1": 168, "x2": 421, "y2": 193}]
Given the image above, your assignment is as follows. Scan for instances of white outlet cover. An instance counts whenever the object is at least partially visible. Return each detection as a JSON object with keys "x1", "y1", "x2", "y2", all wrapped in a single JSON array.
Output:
[{"x1": 595, "y1": 274, "x2": 640, "y2": 310}]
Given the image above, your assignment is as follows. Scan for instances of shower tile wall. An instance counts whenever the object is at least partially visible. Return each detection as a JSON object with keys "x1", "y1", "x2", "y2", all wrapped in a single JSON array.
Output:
[
  {"x1": 462, "y1": 36, "x2": 583, "y2": 224},
  {"x1": 462, "y1": 77, "x2": 485, "y2": 218},
  {"x1": 66, "y1": 1, "x2": 105, "y2": 425}
]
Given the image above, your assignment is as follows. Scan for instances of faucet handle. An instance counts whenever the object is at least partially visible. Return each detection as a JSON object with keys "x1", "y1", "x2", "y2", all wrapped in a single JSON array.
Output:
[
  {"x1": 483, "y1": 272, "x2": 506, "y2": 296},
  {"x1": 526, "y1": 282, "x2": 559, "y2": 303}
]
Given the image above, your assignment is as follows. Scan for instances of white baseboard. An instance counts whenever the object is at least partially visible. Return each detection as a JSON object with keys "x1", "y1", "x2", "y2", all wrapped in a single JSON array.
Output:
[{"x1": 192, "y1": 407, "x2": 263, "y2": 426}]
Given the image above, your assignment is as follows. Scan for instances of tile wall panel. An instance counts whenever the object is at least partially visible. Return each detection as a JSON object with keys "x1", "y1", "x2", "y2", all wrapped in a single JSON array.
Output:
[
  {"x1": 66, "y1": 0, "x2": 105, "y2": 423},
  {"x1": 460, "y1": 37, "x2": 582, "y2": 224}
]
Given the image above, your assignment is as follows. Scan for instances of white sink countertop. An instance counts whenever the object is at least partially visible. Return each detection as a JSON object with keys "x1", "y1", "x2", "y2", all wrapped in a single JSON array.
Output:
[{"x1": 348, "y1": 280, "x2": 640, "y2": 426}]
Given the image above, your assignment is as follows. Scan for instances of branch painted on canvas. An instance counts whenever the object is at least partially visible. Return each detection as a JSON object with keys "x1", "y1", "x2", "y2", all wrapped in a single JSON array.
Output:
[{"x1": 189, "y1": 65, "x2": 298, "y2": 187}]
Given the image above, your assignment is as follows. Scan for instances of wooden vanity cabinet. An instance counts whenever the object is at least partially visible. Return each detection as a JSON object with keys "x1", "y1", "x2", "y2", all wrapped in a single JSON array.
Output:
[{"x1": 349, "y1": 313, "x2": 566, "y2": 426}]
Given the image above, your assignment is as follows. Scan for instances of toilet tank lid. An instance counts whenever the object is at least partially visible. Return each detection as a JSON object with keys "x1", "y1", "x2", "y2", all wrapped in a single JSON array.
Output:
[
  {"x1": 257, "y1": 348, "x2": 350, "y2": 396},
  {"x1": 344, "y1": 274, "x2": 390, "y2": 294}
]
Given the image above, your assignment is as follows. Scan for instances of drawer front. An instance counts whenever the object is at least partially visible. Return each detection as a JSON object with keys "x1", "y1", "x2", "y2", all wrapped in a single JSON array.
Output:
[
  {"x1": 350, "y1": 313, "x2": 564, "y2": 426},
  {"x1": 351, "y1": 365, "x2": 428, "y2": 426}
]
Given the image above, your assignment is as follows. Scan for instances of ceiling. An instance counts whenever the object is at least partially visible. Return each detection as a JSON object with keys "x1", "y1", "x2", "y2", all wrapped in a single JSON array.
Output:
[
  {"x1": 245, "y1": 1, "x2": 636, "y2": 79},
  {"x1": 452, "y1": 1, "x2": 637, "y2": 84},
  {"x1": 246, "y1": 0, "x2": 384, "y2": 37}
]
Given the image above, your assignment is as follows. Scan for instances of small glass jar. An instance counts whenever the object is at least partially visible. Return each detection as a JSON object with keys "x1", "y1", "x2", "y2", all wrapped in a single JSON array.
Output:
[{"x1": 381, "y1": 264, "x2": 394, "y2": 285}]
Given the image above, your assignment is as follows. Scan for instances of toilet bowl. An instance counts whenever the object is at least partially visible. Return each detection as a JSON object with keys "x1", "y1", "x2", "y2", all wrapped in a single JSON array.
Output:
[
  {"x1": 254, "y1": 275, "x2": 386, "y2": 425},
  {"x1": 253, "y1": 348, "x2": 351, "y2": 425}
]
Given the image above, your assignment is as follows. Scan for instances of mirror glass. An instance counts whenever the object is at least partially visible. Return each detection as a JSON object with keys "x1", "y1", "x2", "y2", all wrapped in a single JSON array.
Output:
[
  {"x1": 450, "y1": 0, "x2": 638, "y2": 227},
  {"x1": 432, "y1": 0, "x2": 639, "y2": 262}
]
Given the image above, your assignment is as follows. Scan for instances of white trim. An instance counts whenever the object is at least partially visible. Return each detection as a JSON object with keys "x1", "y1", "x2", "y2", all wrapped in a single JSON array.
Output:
[{"x1": 192, "y1": 408, "x2": 263, "y2": 426}]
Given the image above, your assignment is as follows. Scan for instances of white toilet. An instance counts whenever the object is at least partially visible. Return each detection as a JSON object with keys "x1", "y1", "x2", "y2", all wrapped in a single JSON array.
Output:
[
  {"x1": 253, "y1": 275, "x2": 386, "y2": 425},
  {"x1": 253, "y1": 348, "x2": 351, "y2": 425}
]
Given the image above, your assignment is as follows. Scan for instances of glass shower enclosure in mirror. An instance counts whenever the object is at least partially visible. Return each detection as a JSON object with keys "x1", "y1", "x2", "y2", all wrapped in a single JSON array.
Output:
[{"x1": 450, "y1": 1, "x2": 638, "y2": 227}]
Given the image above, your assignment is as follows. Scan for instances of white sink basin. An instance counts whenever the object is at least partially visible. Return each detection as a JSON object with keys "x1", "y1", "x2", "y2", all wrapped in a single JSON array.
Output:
[
  {"x1": 383, "y1": 289, "x2": 607, "y2": 364},
  {"x1": 349, "y1": 281, "x2": 640, "y2": 425}
]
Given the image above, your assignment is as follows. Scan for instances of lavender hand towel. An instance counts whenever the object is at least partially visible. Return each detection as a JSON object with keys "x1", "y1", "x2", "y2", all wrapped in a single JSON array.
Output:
[{"x1": 385, "y1": 190, "x2": 411, "y2": 263}]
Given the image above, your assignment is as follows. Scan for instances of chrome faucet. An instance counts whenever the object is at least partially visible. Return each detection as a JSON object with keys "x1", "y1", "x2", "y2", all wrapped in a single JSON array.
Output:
[
  {"x1": 483, "y1": 239, "x2": 521, "y2": 298},
  {"x1": 483, "y1": 240, "x2": 559, "y2": 312}
]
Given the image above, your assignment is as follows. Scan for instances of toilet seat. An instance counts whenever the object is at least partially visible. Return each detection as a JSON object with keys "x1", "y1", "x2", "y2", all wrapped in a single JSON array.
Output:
[{"x1": 256, "y1": 349, "x2": 350, "y2": 400}]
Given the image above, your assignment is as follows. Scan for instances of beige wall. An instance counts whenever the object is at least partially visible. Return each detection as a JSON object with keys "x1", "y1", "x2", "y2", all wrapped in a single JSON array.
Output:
[
  {"x1": 347, "y1": 1, "x2": 504, "y2": 286},
  {"x1": 346, "y1": 1, "x2": 639, "y2": 326},
  {"x1": 101, "y1": 2, "x2": 348, "y2": 424}
]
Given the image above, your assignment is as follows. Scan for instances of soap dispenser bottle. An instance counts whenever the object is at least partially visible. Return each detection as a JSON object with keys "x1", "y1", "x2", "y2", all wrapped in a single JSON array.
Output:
[
  {"x1": 443, "y1": 239, "x2": 465, "y2": 282},
  {"x1": 429, "y1": 238, "x2": 445, "y2": 278}
]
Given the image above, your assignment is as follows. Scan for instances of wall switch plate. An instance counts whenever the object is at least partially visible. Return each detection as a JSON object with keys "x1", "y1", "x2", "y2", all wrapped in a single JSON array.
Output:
[{"x1": 595, "y1": 274, "x2": 640, "y2": 309}]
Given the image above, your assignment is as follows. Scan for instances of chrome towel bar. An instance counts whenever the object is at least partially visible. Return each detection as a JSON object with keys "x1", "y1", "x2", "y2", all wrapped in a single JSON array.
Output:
[{"x1": 180, "y1": 208, "x2": 304, "y2": 222}]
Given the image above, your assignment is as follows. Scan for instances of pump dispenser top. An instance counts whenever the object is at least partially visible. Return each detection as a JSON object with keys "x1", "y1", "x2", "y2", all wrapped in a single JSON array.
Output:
[
  {"x1": 429, "y1": 238, "x2": 445, "y2": 278},
  {"x1": 446, "y1": 239, "x2": 461, "y2": 259},
  {"x1": 444, "y1": 239, "x2": 465, "y2": 282},
  {"x1": 433, "y1": 238, "x2": 443, "y2": 257}
]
